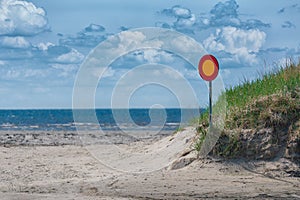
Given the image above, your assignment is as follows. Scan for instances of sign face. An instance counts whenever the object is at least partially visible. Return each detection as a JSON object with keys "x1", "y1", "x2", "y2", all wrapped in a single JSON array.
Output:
[{"x1": 198, "y1": 54, "x2": 219, "y2": 81}]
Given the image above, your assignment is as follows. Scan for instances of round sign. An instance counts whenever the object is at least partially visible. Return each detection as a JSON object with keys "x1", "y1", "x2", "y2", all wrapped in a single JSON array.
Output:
[{"x1": 198, "y1": 54, "x2": 219, "y2": 81}]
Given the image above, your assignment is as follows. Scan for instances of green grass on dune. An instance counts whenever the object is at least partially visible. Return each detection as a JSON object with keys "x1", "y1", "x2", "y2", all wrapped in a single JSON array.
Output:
[
  {"x1": 198, "y1": 61, "x2": 300, "y2": 129},
  {"x1": 194, "y1": 61, "x2": 300, "y2": 156},
  {"x1": 226, "y1": 63, "x2": 299, "y2": 113},
  {"x1": 225, "y1": 62, "x2": 300, "y2": 130}
]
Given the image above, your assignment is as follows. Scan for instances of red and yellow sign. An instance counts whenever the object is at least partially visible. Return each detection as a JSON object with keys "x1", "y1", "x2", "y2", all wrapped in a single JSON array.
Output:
[{"x1": 198, "y1": 54, "x2": 219, "y2": 81}]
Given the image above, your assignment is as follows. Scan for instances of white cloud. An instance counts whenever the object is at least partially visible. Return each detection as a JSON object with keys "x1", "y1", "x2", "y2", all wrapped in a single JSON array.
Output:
[
  {"x1": 101, "y1": 67, "x2": 116, "y2": 78},
  {"x1": 4, "y1": 68, "x2": 48, "y2": 79},
  {"x1": 158, "y1": 1, "x2": 270, "y2": 33},
  {"x1": 142, "y1": 49, "x2": 174, "y2": 63},
  {"x1": 173, "y1": 7, "x2": 191, "y2": 18},
  {"x1": 208, "y1": 0, "x2": 270, "y2": 29},
  {"x1": 175, "y1": 14, "x2": 196, "y2": 27},
  {"x1": 37, "y1": 42, "x2": 54, "y2": 51},
  {"x1": 110, "y1": 49, "x2": 175, "y2": 71},
  {"x1": 203, "y1": 26, "x2": 266, "y2": 66},
  {"x1": 143, "y1": 49, "x2": 161, "y2": 63},
  {"x1": 5, "y1": 69, "x2": 20, "y2": 79},
  {"x1": 0, "y1": 39, "x2": 84, "y2": 72},
  {"x1": 0, "y1": 0, "x2": 49, "y2": 36},
  {"x1": 23, "y1": 68, "x2": 47, "y2": 78},
  {"x1": 84, "y1": 23, "x2": 105, "y2": 32},
  {"x1": 99, "y1": 50, "x2": 175, "y2": 79},
  {"x1": 51, "y1": 64, "x2": 78, "y2": 77},
  {"x1": 102, "y1": 31, "x2": 164, "y2": 60},
  {"x1": 180, "y1": 68, "x2": 199, "y2": 80},
  {"x1": 55, "y1": 49, "x2": 84, "y2": 64},
  {"x1": 152, "y1": 67, "x2": 183, "y2": 80},
  {"x1": 204, "y1": 27, "x2": 266, "y2": 53},
  {"x1": 161, "y1": 5, "x2": 192, "y2": 18},
  {"x1": 117, "y1": 31, "x2": 163, "y2": 51},
  {"x1": 34, "y1": 43, "x2": 85, "y2": 65},
  {"x1": 171, "y1": 35, "x2": 200, "y2": 54},
  {"x1": 59, "y1": 23, "x2": 107, "y2": 47},
  {"x1": 0, "y1": 36, "x2": 31, "y2": 48},
  {"x1": 118, "y1": 31, "x2": 146, "y2": 48},
  {"x1": 159, "y1": 5, "x2": 196, "y2": 33}
]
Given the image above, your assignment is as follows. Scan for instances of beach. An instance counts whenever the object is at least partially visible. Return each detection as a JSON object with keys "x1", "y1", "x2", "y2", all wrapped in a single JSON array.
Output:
[
  {"x1": 0, "y1": 128, "x2": 299, "y2": 199},
  {"x1": 1, "y1": 0, "x2": 299, "y2": 199}
]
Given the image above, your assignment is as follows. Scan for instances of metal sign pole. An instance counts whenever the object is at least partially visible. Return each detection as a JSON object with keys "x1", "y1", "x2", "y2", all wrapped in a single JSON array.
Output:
[
  {"x1": 198, "y1": 54, "x2": 219, "y2": 128},
  {"x1": 209, "y1": 81, "x2": 212, "y2": 127}
]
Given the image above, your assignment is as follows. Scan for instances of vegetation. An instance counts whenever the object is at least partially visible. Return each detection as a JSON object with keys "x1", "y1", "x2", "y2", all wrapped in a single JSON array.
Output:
[
  {"x1": 194, "y1": 61, "x2": 300, "y2": 159},
  {"x1": 194, "y1": 125, "x2": 207, "y2": 152},
  {"x1": 174, "y1": 126, "x2": 185, "y2": 134}
]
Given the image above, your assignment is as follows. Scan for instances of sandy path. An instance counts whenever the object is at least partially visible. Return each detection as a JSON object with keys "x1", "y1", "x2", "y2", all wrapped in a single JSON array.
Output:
[{"x1": 0, "y1": 128, "x2": 299, "y2": 199}]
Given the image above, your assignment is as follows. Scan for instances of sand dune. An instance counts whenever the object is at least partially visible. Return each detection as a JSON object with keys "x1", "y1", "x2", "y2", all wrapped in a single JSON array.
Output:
[{"x1": 0, "y1": 128, "x2": 299, "y2": 199}]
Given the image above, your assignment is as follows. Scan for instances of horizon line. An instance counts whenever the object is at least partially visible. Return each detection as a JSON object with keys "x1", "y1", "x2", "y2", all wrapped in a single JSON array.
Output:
[{"x1": 0, "y1": 107, "x2": 205, "y2": 110}]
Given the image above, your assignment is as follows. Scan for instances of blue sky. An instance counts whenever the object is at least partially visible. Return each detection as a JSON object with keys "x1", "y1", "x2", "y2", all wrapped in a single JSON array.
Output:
[{"x1": 0, "y1": 0, "x2": 299, "y2": 108}]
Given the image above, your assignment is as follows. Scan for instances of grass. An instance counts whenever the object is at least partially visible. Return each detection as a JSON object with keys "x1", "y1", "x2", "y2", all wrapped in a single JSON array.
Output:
[
  {"x1": 174, "y1": 126, "x2": 185, "y2": 134},
  {"x1": 225, "y1": 62, "x2": 300, "y2": 130},
  {"x1": 194, "y1": 125, "x2": 207, "y2": 152},
  {"x1": 194, "y1": 61, "x2": 300, "y2": 157}
]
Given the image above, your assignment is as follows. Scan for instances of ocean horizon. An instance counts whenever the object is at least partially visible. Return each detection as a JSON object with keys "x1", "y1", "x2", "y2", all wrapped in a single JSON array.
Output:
[{"x1": 0, "y1": 108, "x2": 203, "y2": 131}]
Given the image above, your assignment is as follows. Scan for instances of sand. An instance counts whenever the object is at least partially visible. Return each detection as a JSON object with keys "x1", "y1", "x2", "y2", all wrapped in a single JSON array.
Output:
[{"x1": 0, "y1": 127, "x2": 300, "y2": 199}]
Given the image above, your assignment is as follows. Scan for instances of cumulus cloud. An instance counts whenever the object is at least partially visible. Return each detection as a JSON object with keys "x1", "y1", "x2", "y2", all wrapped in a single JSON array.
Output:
[
  {"x1": 59, "y1": 23, "x2": 108, "y2": 47},
  {"x1": 84, "y1": 23, "x2": 105, "y2": 32},
  {"x1": 101, "y1": 67, "x2": 117, "y2": 78},
  {"x1": 0, "y1": 35, "x2": 85, "y2": 68},
  {"x1": 59, "y1": 33, "x2": 107, "y2": 47},
  {"x1": 103, "y1": 31, "x2": 163, "y2": 59},
  {"x1": 34, "y1": 43, "x2": 84, "y2": 65},
  {"x1": 36, "y1": 42, "x2": 54, "y2": 51},
  {"x1": 0, "y1": 57, "x2": 81, "y2": 83},
  {"x1": 126, "y1": 49, "x2": 174, "y2": 64},
  {"x1": 51, "y1": 64, "x2": 78, "y2": 77},
  {"x1": 144, "y1": 49, "x2": 174, "y2": 63},
  {"x1": 158, "y1": 0, "x2": 270, "y2": 33},
  {"x1": 44, "y1": 45, "x2": 71, "y2": 57},
  {"x1": 203, "y1": 26, "x2": 266, "y2": 66},
  {"x1": 161, "y1": 5, "x2": 192, "y2": 18},
  {"x1": 0, "y1": 37, "x2": 84, "y2": 82},
  {"x1": 158, "y1": 5, "x2": 196, "y2": 34},
  {"x1": 0, "y1": 0, "x2": 49, "y2": 36},
  {"x1": 174, "y1": 14, "x2": 196, "y2": 33},
  {"x1": 242, "y1": 19, "x2": 271, "y2": 30},
  {"x1": 207, "y1": 0, "x2": 270, "y2": 29},
  {"x1": 0, "y1": 36, "x2": 31, "y2": 49},
  {"x1": 55, "y1": 49, "x2": 84, "y2": 64},
  {"x1": 210, "y1": 0, "x2": 239, "y2": 21}
]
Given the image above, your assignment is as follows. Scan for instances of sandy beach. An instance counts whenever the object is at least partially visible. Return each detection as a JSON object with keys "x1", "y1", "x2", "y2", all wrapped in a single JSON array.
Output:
[{"x1": 0, "y1": 127, "x2": 299, "y2": 199}]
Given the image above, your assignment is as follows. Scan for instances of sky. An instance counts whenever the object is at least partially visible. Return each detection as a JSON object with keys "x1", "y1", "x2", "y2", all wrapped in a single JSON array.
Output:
[{"x1": 0, "y1": 0, "x2": 299, "y2": 109}]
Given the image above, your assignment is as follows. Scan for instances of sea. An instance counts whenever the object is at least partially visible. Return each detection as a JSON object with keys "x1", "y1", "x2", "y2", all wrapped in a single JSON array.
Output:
[{"x1": 0, "y1": 109, "x2": 202, "y2": 132}]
